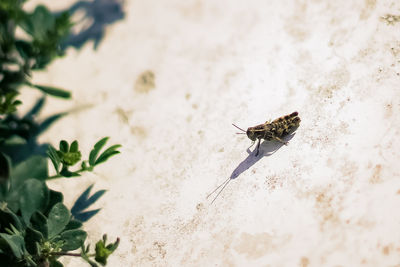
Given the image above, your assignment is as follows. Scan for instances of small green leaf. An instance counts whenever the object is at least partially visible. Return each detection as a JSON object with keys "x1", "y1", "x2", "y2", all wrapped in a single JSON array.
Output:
[
  {"x1": 50, "y1": 260, "x2": 64, "y2": 267},
  {"x1": 60, "y1": 229, "x2": 87, "y2": 251},
  {"x1": 45, "y1": 190, "x2": 64, "y2": 214},
  {"x1": 23, "y1": 5, "x2": 55, "y2": 40},
  {"x1": 89, "y1": 137, "x2": 109, "y2": 166},
  {"x1": 94, "y1": 145, "x2": 121, "y2": 166},
  {"x1": 70, "y1": 141, "x2": 78, "y2": 152},
  {"x1": 81, "y1": 161, "x2": 92, "y2": 171},
  {"x1": 0, "y1": 91, "x2": 22, "y2": 114},
  {"x1": 47, "y1": 146, "x2": 61, "y2": 174},
  {"x1": 15, "y1": 40, "x2": 33, "y2": 60},
  {"x1": 19, "y1": 179, "x2": 49, "y2": 224},
  {"x1": 61, "y1": 151, "x2": 81, "y2": 166},
  {"x1": 48, "y1": 203, "x2": 70, "y2": 238},
  {"x1": 59, "y1": 141, "x2": 68, "y2": 153},
  {"x1": 25, "y1": 227, "x2": 43, "y2": 255},
  {"x1": 30, "y1": 211, "x2": 48, "y2": 238},
  {"x1": 11, "y1": 155, "x2": 48, "y2": 188},
  {"x1": 0, "y1": 207, "x2": 23, "y2": 232},
  {"x1": 0, "y1": 233, "x2": 25, "y2": 259},
  {"x1": 32, "y1": 84, "x2": 71, "y2": 99},
  {"x1": 95, "y1": 235, "x2": 119, "y2": 265},
  {"x1": 0, "y1": 152, "x2": 10, "y2": 184},
  {"x1": 64, "y1": 219, "x2": 83, "y2": 231}
]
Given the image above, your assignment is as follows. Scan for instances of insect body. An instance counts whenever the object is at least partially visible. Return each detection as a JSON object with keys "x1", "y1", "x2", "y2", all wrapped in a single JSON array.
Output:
[
  {"x1": 207, "y1": 112, "x2": 300, "y2": 204},
  {"x1": 233, "y1": 111, "x2": 301, "y2": 156}
]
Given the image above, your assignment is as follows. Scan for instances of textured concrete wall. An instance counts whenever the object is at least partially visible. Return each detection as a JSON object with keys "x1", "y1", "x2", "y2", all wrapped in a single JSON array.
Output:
[{"x1": 27, "y1": 0, "x2": 400, "y2": 266}]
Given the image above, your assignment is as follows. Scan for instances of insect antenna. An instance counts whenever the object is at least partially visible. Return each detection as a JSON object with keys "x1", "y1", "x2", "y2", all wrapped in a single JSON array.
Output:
[
  {"x1": 207, "y1": 177, "x2": 232, "y2": 204},
  {"x1": 232, "y1": 123, "x2": 246, "y2": 132}
]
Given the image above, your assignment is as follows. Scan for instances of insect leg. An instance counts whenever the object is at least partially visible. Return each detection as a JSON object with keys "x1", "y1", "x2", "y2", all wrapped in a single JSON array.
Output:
[
  {"x1": 273, "y1": 136, "x2": 288, "y2": 145},
  {"x1": 247, "y1": 140, "x2": 255, "y2": 149},
  {"x1": 255, "y1": 138, "x2": 261, "y2": 156}
]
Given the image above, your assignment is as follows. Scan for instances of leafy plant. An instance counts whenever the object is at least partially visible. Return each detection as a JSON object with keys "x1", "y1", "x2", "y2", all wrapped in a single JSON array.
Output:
[
  {"x1": 0, "y1": 1, "x2": 121, "y2": 266},
  {"x1": 1, "y1": 0, "x2": 72, "y2": 113},
  {"x1": 0, "y1": 138, "x2": 120, "y2": 266},
  {"x1": 47, "y1": 138, "x2": 121, "y2": 179}
]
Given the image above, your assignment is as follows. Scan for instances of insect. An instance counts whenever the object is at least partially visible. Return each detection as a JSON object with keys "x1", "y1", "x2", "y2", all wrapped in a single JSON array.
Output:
[
  {"x1": 206, "y1": 112, "x2": 300, "y2": 204},
  {"x1": 233, "y1": 111, "x2": 301, "y2": 156}
]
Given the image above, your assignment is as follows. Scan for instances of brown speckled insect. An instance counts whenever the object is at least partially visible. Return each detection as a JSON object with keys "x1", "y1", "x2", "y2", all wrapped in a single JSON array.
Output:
[
  {"x1": 206, "y1": 112, "x2": 301, "y2": 204},
  {"x1": 233, "y1": 111, "x2": 301, "y2": 156}
]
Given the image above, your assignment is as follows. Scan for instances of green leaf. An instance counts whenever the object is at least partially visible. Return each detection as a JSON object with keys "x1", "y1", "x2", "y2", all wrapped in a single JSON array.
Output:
[
  {"x1": 0, "y1": 207, "x2": 23, "y2": 232},
  {"x1": 19, "y1": 179, "x2": 49, "y2": 224},
  {"x1": 15, "y1": 40, "x2": 33, "y2": 60},
  {"x1": 24, "y1": 5, "x2": 55, "y2": 40},
  {"x1": 0, "y1": 91, "x2": 22, "y2": 114},
  {"x1": 50, "y1": 260, "x2": 64, "y2": 267},
  {"x1": 48, "y1": 203, "x2": 70, "y2": 238},
  {"x1": 11, "y1": 155, "x2": 48, "y2": 188},
  {"x1": 94, "y1": 145, "x2": 121, "y2": 166},
  {"x1": 60, "y1": 230, "x2": 87, "y2": 251},
  {"x1": 25, "y1": 227, "x2": 43, "y2": 255},
  {"x1": 0, "y1": 152, "x2": 10, "y2": 190},
  {"x1": 70, "y1": 141, "x2": 78, "y2": 152},
  {"x1": 45, "y1": 190, "x2": 64, "y2": 214},
  {"x1": 64, "y1": 219, "x2": 82, "y2": 231},
  {"x1": 59, "y1": 140, "x2": 68, "y2": 153},
  {"x1": 32, "y1": 84, "x2": 71, "y2": 99},
  {"x1": 60, "y1": 151, "x2": 81, "y2": 166},
  {"x1": 0, "y1": 233, "x2": 25, "y2": 259},
  {"x1": 47, "y1": 145, "x2": 61, "y2": 174},
  {"x1": 95, "y1": 235, "x2": 119, "y2": 265},
  {"x1": 30, "y1": 211, "x2": 48, "y2": 238},
  {"x1": 89, "y1": 137, "x2": 109, "y2": 166}
]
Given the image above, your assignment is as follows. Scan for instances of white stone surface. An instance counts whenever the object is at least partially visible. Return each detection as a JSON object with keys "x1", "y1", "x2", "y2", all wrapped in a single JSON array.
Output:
[{"x1": 25, "y1": 0, "x2": 400, "y2": 266}]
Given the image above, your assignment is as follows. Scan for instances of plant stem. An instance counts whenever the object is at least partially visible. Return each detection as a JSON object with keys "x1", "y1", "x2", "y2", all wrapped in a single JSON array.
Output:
[
  {"x1": 47, "y1": 168, "x2": 86, "y2": 180},
  {"x1": 51, "y1": 252, "x2": 95, "y2": 257},
  {"x1": 51, "y1": 252, "x2": 81, "y2": 257}
]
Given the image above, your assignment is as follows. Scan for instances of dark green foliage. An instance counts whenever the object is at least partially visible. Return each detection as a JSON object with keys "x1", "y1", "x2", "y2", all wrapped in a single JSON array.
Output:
[
  {"x1": 0, "y1": 1, "x2": 120, "y2": 266},
  {"x1": 89, "y1": 137, "x2": 122, "y2": 167},
  {"x1": 47, "y1": 203, "x2": 70, "y2": 238},
  {"x1": 31, "y1": 84, "x2": 71, "y2": 99},
  {"x1": 0, "y1": 152, "x2": 10, "y2": 185},
  {"x1": 47, "y1": 138, "x2": 120, "y2": 179},
  {"x1": 0, "y1": 1, "x2": 72, "y2": 117},
  {"x1": 0, "y1": 97, "x2": 67, "y2": 165},
  {"x1": 19, "y1": 179, "x2": 49, "y2": 224},
  {"x1": 94, "y1": 235, "x2": 120, "y2": 266},
  {"x1": 0, "y1": 150, "x2": 119, "y2": 265}
]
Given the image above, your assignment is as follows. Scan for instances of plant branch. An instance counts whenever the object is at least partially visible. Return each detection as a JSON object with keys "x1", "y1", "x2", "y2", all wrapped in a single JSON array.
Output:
[{"x1": 50, "y1": 252, "x2": 95, "y2": 257}]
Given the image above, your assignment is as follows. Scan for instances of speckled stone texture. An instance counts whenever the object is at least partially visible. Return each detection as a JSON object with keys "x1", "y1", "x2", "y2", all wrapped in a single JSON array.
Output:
[{"x1": 25, "y1": 0, "x2": 400, "y2": 266}]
